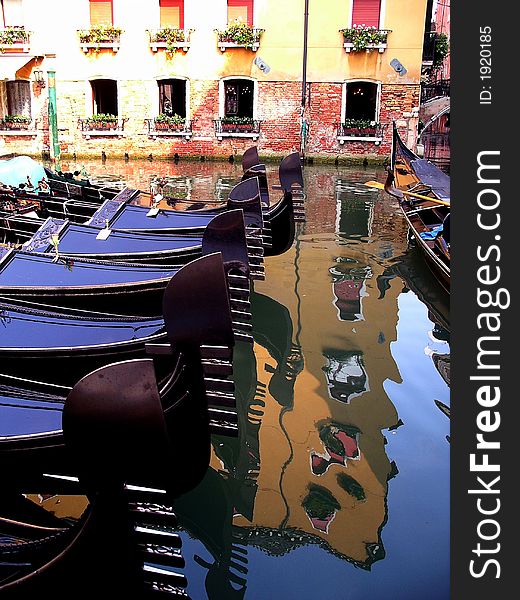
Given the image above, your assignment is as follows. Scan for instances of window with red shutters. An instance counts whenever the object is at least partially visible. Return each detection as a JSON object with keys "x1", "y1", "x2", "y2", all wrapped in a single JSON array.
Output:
[
  {"x1": 352, "y1": 0, "x2": 381, "y2": 28},
  {"x1": 160, "y1": 0, "x2": 184, "y2": 29},
  {"x1": 228, "y1": 0, "x2": 253, "y2": 26},
  {"x1": 90, "y1": 0, "x2": 113, "y2": 26}
]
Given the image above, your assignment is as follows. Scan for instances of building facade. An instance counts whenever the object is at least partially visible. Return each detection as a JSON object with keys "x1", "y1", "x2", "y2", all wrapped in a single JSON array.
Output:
[{"x1": 1, "y1": 0, "x2": 427, "y2": 161}]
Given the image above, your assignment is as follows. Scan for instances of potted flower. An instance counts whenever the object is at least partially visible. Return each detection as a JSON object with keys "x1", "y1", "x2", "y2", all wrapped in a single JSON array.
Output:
[
  {"x1": 342, "y1": 119, "x2": 378, "y2": 136},
  {"x1": 340, "y1": 25, "x2": 390, "y2": 52},
  {"x1": 85, "y1": 113, "x2": 119, "y2": 130},
  {"x1": 77, "y1": 25, "x2": 123, "y2": 44},
  {"x1": 221, "y1": 116, "x2": 254, "y2": 132},
  {"x1": 2, "y1": 114, "x2": 32, "y2": 129},
  {"x1": 0, "y1": 26, "x2": 31, "y2": 48},
  {"x1": 154, "y1": 113, "x2": 186, "y2": 131},
  {"x1": 148, "y1": 28, "x2": 191, "y2": 53},
  {"x1": 215, "y1": 19, "x2": 264, "y2": 50}
]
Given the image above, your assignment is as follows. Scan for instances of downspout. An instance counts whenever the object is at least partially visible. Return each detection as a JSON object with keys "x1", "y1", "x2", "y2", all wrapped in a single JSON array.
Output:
[
  {"x1": 300, "y1": 0, "x2": 309, "y2": 155},
  {"x1": 47, "y1": 69, "x2": 61, "y2": 170}
]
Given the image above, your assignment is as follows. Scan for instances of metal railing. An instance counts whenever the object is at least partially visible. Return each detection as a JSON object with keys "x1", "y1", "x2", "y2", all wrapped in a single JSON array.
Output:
[
  {"x1": 336, "y1": 122, "x2": 384, "y2": 139},
  {"x1": 78, "y1": 118, "x2": 129, "y2": 134},
  {"x1": 214, "y1": 119, "x2": 262, "y2": 136},
  {"x1": 145, "y1": 118, "x2": 194, "y2": 137},
  {"x1": 421, "y1": 79, "x2": 450, "y2": 103}
]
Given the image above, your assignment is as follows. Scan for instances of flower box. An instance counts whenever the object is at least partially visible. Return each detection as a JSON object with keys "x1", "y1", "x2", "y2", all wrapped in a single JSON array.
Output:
[
  {"x1": 340, "y1": 26, "x2": 391, "y2": 53},
  {"x1": 215, "y1": 22, "x2": 264, "y2": 51}
]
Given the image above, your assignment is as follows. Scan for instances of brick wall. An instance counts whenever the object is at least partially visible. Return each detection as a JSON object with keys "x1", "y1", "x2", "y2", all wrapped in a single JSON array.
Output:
[{"x1": 3, "y1": 79, "x2": 419, "y2": 161}]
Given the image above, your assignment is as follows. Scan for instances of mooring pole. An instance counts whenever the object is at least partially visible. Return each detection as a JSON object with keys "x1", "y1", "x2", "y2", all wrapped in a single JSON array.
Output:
[
  {"x1": 47, "y1": 69, "x2": 61, "y2": 171},
  {"x1": 300, "y1": 0, "x2": 310, "y2": 155}
]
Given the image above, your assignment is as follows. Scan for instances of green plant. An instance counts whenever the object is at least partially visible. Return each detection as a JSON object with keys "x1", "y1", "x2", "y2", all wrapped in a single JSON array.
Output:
[
  {"x1": 215, "y1": 20, "x2": 264, "y2": 49},
  {"x1": 0, "y1": 26, "x2": 30, "y2": 47},
  {"x1": 340, "y1": 25, "x2": 389, "y2": 51},
  {"x1": 433, "y1": 32, "x2": 449, "y2": 67},
  {"x1": 343, "y1": 118, "x2": 377, "y2": 129},
  {"x1": 77, "y1": 25, "x2": 123, "y2": 44},
  {"x1": 221, "y1": 116, "x2": 254, "y2": 125},
  {"x1": 154, "y1": 113, "x2": 186, "y2": 126},
  {"x1": 149, "y1": 27, "x2": 189, "y2": 52},
  {"x1": 3, "y1": 114, "x2": 32, "y2": 124},
  {"x1": 86, "y1": 113, "x2": 118, "y2": 123}
]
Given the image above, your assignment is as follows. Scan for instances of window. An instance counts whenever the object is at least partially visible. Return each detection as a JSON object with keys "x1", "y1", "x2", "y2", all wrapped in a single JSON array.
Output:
[
  {"x1": 227, "y1": 0, "x2": 253, "y2": 26},
  {"x1": 343, "y1": 81, "x2": 379, "y2": 122},
  {"x1": 158, "y1": 79, "x2": 186, "y2": 118},
  {"x1": 5, "y1": 80, "x2": 31, "y2": 117},
  {"x1": 224, "y1": 79, "x2": 253, "y2": 118},
  {"x1": 91, "y1": 79, "x2": 118, "y2": 116},
  {"x1": 351, "y1": 0, "x2": 381, "y2": 28},
  {"x1": 1, "y1": 0, "x2": 23, "y2": 26},
  {"x1": 160, "y1": 0, "x2": 184, "y2": 28},
  {"x1": 90, "y1": 0, "x2": 113, "y2": 26}
]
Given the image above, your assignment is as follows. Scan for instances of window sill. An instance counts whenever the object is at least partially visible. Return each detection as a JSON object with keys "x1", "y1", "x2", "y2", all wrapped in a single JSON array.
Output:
[
  {"x1": 81, "y1": 130, "x2": 126, "y2": 139},
  {"x1": 0, "y1": 129, "x2": 38, "y2": 137},
  {"x1": 337, "y1": 136, "x2": 382, "y2": 145},
  {"x1": 148, "y1": 131, "x2": 192, "y2": 140},
  {"x1": 0, "y1": 43, "x2": 30, "y2": 53},
  {"x1": 149, "y1": 42, "x2": 191, "y2": 52},
  {"x1": 343, "y1": 42, "x2": 387, "y2": 53},
  {"x1": 216, "y1": 131, "x2": 260, "y2": 141},
  {"x1": 80, "y1": 42, "x2": 120, "y2": 53},
  {"x1": 218, "y1": 42, "x2": 260, "y2": 52}
]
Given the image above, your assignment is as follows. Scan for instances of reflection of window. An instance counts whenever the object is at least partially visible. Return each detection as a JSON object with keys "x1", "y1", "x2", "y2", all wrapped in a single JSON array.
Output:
[
  {"x1": 351, "y1": 0, "x2": 381, "y2": 28},
  {"x1": 91, "y1": 79, "x2": 118, "y2": 115},
  {"x1": 90, "y1": 0, "x2": 113, "y2": 26},
  {"x1": 322, "y1": 350, "x2": 369, "y2": 404},
  {"x1": 344, "y1": 81, "x2": 379, "y2": 122},
  {"x1": 228, "y1": 0, "x2": 253, "y2": 26},
  {"x1": 224, "y1": 79, "x2": 253, "y2": 118},
  {"x1": 2, "y1": 0, "x2": 24, "y2": 26},
  {"x1": 158, "y1": 79, "x2": 186, "y2": 117},
  {"x1": 6, "y1": 80, "x2": 31, "y2": 118},
  {"x1": 160, "y1": 0, "x2": 184, "y2": 28}
]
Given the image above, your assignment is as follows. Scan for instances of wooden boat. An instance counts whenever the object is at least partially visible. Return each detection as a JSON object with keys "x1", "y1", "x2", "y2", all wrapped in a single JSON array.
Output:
[
  {"x1": 1, "y1": 152, "x2": 304, "y2": 256},
  {"x1": 0, "y1": 179, "x2": 265, "y2": 275},
  {"x1": 384, "y1": 122, "x2": 450, "y2": 291},
  {"x1": 0, "y1": 209, "x2": 253, "y2": 315},
  {"x1": 1, "y1": 252, "x2": 239, "y2": 479}
]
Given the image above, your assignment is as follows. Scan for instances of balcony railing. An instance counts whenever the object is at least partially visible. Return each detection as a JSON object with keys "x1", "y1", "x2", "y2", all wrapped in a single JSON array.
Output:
[
  {"x1": 336, "y1": 122, "x2": 384, "y2": 144},
  {"x1": 147, "y1": 28, "x2": 193, "y2": 52},
  {"x1": 421, "y1": 79, "x2": 450, "y2": 103},
  {"x1": 340, "y1": 27, "x2": 391, "y2": 53},
  {"x1": 215, "y1": 25, "x2": 264, "y2": 52},
  {"x1": 214, "y1": 118, "x2": 261, "y2": 141},
  {"x1": 78, "y1": 117, "x2": 128, "y2": 138},
  {"x1": 77, "y1": 26, "x2": 123, "y2": 53},
  {"x1": 145, "y1": 118, "x2": 194, "y2": 140},
  {"x1": 0, "y1": 26, "x2": 31, "y2": 52}
]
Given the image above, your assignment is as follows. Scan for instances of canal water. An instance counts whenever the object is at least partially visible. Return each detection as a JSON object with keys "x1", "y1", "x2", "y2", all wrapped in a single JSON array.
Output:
[{"x1": 63, "y1": 157, "x2": 451, "y2": 599}]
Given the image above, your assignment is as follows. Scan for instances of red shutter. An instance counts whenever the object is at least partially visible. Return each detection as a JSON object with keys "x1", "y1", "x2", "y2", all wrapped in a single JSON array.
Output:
[
  {"x1": 352, "y1": 0, "x2": 381, "y2": 28},
  {"x1": 90, "y1": 0, "x2": 113, "y2": 26},
  {"x1": 160, "y1": 0, "x2": 184, "y2": 29},
  {"x1": 228, "y1": 0, "x2": 253, "y2": 26}
]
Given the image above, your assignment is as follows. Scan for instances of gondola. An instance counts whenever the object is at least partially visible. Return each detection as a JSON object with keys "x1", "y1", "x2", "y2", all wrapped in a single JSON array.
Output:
[
  {"x1": 1, "y1": 152, "x2": 305, "y2": 257},
  {"x1": 1, "y1": 251, "x2": 241, "y2": 595},
  {"x1": 374, "y1": 123, "x2": 450, "y2": 291},
  {"x1": 0, "y1": 178, "x2": 266, "y2": 274},
  {"x1": 0, "y1": 209, "x2": 252, "y2": 315}
]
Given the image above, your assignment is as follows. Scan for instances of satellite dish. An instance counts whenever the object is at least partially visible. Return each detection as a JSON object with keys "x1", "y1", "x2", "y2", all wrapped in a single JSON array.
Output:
[
  {"x1": 390, "y1": 58, "x2": 407, "y2": 76},
  {"x1": 254, "y1": 56, "x2": 271, "y2": 74}
]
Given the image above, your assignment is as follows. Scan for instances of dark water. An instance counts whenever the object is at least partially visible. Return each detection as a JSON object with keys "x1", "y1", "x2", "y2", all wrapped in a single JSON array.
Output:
[{"x1": 23, "y1": 158, "x2": 451, "y2": 598}]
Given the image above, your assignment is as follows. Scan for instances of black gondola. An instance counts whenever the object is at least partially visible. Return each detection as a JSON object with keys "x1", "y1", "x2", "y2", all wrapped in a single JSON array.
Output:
[{"x1": 0, "y1": 209, "x2": 252, "y2": 315}]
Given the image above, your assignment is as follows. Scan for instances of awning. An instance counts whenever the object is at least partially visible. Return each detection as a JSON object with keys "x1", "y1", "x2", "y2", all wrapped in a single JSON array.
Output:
[{"x1": 0, "y1": 56, "x2": 38, "y2": 81}]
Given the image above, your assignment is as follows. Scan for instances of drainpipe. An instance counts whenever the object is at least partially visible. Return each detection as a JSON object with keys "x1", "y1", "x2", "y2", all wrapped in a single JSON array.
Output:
[
  {"x1": 47, "y1": 68, "x2": 61, "y2": 170},
  {"x1": 300, "y1": 0, "x2": 309, "y2": 155}
]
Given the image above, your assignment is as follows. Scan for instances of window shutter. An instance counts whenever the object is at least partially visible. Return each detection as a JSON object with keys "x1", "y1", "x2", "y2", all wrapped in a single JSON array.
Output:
[
  {"x1": 352, "y1": 0, "x2": 381, "y2": 28},
  {"x1": 3, "y1": 0, "x2": 24, "y2": 26},
  {"x1": 160, "y1": 0, "x2": 184, "y2": 29},
  {"x1": 90, "y1": 1, "x2": 113, "y2": 26},
  {"x1": 228, "y1": 0, "x2": 253, "y2": 26}
]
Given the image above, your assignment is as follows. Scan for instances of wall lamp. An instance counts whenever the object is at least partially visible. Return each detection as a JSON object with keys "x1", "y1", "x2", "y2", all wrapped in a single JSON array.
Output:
[{"x1": 33, "y1": 70, "x2": 46, "y2": 88}]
